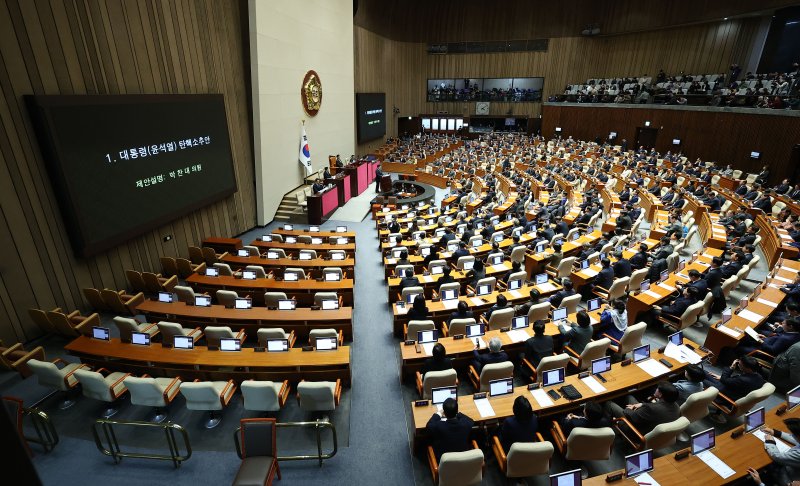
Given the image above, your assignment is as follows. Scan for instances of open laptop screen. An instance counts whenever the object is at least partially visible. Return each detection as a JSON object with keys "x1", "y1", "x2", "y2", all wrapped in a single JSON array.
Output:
[
  {"x1": 625, "y1": 449, "x2": 654, "y2": 478},
  {"x1": 542, "y1": 367, "x2": 565, "y2": 387},
  {"x1": 691, "y1": 428, "x2": 715, "y2": 455},
  {"x1": 92, "y1": 326, "x2": 110, "y2": 341},
  {"x1": 219, "y1": 338, "x2": 241, "y2": 351},
  {"x1": 633, "y1": 344, "x2": 650, "y2": 363},
  {"x1": 131, "y1": 332, "x2": 150, "y2": 346},
  {"x1": 489, "y1": 378, "x2": 513, "y2": 397},
  {"x1": 266, "y1": 339, "x2": 289, "y2": 352},
  {"x1": 174, "y1": 335, "x2": 194, "y2": 349},
  {"x1": 745, "y1": 407, "x2": 765, "y2": 433},
  {"x1": 431, "y1": 386, "x2": 457, "y2": 405},
  {"x1": 591, "y1": 356, "x2": 611, "y2": 375}
]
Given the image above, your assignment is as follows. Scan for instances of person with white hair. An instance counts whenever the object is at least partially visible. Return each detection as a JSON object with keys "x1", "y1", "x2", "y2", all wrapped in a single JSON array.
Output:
[{"x1": 472, "y1": 336, "x2": 509, "y2": 372}]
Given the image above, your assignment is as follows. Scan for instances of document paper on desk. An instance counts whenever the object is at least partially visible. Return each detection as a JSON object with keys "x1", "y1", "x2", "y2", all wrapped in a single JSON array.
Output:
[
  {"x1": 442, "y1": 299, "x2": 459, "y2": 310},
  {"x1": 508, "y1": 290, "x2": 523, "y2": 299},
  {"x1": 752, "y1": 430, "x2": 793, "y2": 453},
  {"x1": 470, "y1": 297, "x2": 485, "y2": 306},
  {"x1": 422, "y1": 343, "x2": 436, "y2": 356},
  {"x1": 696, "y1": 450, "x2": 736, "y2": 479},
  {"x1": 663, "y1": 342, "x2": 702, "y2": 364},
  {"x1": 716, "y1": 325, "x2": 742, "y2": 338},
  {"x1": 419, "y1": 275, "x2": 433, "y2": 284},
  {"x1": 636, "y1": 359, "x2": 671, "y2": 377},
  {"x1": 659, "y1": 283, "x2": 677, "y2": 292},
  {"x1": 582, "y1": 268, "x2": 598, "y2": 278},
  {"x1": 474, "y1": 398, "x2": 496, "y2": 418},
  {"x1": 744, "y1": 326, "x2": 761, "y2": 341},
  {"x1": 774, "y1": 275, "x2": 794, "y2": 283},
  {"x1": 537, "y1": 283, "x2": 557, "y2": 293},
  {"x1": 581, "y1": 375, "x2": 606, "y2": 393},
  {"x1": 507, "y1": 329, "x2": 530, "y2": 343},
  {"x1": 756, "y1": 298, "x2": 779, "y2": 308},
  {"x1": 738, "y1": 309, "x2": 762, "y2": 323},
  {"x1": 781, "y1": 265, "x2": 799, "y2": 274},
  {"x1": 491, "y1": 264, "x2": 507, "y2": 273},
  {"x1": 395, "y1": 305, "x2": 408, "y2": 315},
  {"x1": 633, "y1": 472, "x2": 661, "y2": 486},
  {"x1": 530, "y1": 388, "x2": 554, "y2": 407},
  {"x1": 643, "y1": 289, "x2": 663, "y2": 299}
]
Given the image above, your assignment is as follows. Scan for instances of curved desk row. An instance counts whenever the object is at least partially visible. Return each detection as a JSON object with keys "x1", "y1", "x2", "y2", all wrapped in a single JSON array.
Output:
[{"x1": 185, "y1": 274, "x2": 354, "y2": 306}]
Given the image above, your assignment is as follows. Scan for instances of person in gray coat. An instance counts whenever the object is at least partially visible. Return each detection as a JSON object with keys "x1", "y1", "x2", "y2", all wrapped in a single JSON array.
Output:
[
  {"x1": 769, "y1": 341, "x2": 800, "y2": 392},
  {"x1": 762, "y1": 418, "x2": 800, "y2": 485},
  {"x1": 559, "y1": 310, "x2": 594, "y2": 355}
]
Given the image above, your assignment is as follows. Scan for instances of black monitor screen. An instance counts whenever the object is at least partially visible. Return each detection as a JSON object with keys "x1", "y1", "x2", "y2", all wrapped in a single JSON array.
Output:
[
  {"x1": 26, "y1": 94, "x2": 237, "y2": 257},
  {"x1": 356, "y1": 93, "x2": 386, "y2": 143}
]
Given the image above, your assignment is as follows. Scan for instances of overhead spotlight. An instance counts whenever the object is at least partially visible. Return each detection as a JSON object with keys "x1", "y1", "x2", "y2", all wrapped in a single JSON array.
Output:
[{"x1": 723, "y1": 17, "x2": 728, "y2": 20}]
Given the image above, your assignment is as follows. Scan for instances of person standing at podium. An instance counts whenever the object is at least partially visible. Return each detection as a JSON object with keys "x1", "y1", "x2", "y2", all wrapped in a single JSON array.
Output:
[
  {"x1": 375, "y1": 163, "x2": 384, "y2": 192},
  {"x1": 323, "y1": 167, "x2": 333, "y2": 181}
]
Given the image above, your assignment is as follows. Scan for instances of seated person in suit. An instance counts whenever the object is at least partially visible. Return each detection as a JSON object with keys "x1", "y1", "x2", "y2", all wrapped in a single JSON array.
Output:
[
  {"x1": 599, "y1": 299, "x2": 628, "y2": 342},
  {"x1": 522, "y1": 321, "x2": 554, "y2": 369},
  {"x1": 421, "y1": 343, "x2": 453, "y2": 376},
  {"x1": 311, "y1": 178, "x2": 325, "y2": 194},
  {"x1": 559, "y1": 310, "x2": 594, "y2": 355},
  {"x1": 453, "y1": 241, "x2": 470, "y2": 259},
  {"x1": 547, "y1": 243, "x2": 564, "y2": 269},
  {"x1": 407, "y1": 294, "x2": 430, "y2": 321},
  {"x1": 399, "y1": 269, "x2": 420, "y2": 291},
  {"x1": 613, "y1": 250, "x2": 633, "y2": 278},
  {"x1": 671, "y1": 364, "x2": 705, "y2": 404},
  {"x1": 651, "y1": 286, "x2": 700, "y2": 324},
  {"x1": 720, "y1": 251, "x2": 744, "y2": 279},
  {"x1": 676, "y1": 269, "x2": 709, "y2": 295},
  {"x1": 549, "y1": 279, "x2": 575, "y2": 308},
  {"x1": 396, "y1": 250, "x2": 410, "y2": 267},
  {"x1": 592, "y1": 257, "x2": 615, "y2": 293},
  {"x1": 514, "y1": 289, "x2": 541, "y2": 316},
  {"x1": 705, "y1": 356, "x2": 766, "y2": 419},
  {"x1": 731, "y1": 317, "x2": 800, "y2": 361},
  {"x1": 503, "y1": 262, "x2": 523, "y2": 285},
  {"x1": 472, "y1": 337, "x2": 509, "y2": 372},
  {"x1": 466, "y1": 259, "x2": 486, "y2": 289},
  {"x1": 448, "y1": 301, "x2": 474, "y2": 325},
  {"x1": 605, "y1": 381, "x2": 681, "y2": 435},
  {"x1": 559, "y1": 400, "x2": 611, "y2": 438},
  {"x1": 426, "y1": 397, "x2": 475, "y2": 460},
  {"x1": 497, "y1": 396, "x2": 539, "y2": 451},
  {"x1": 630, "y1": 243, "x2": 650, "y2": 270},
  {"x1": 759, "y1": 418, "x2": 800, "y2": 486},
  {"x1": 485, "y1": 295, "x2": 509, "y2": 321},
  {"x1": 437, "y1": 267, "x2": 457, "y2": 287}
]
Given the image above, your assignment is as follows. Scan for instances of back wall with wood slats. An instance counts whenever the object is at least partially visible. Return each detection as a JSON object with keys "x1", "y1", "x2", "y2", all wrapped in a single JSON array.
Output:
[
  {"x1": 0, "y1": 0, "x2": 254, "y2": 344},
  {"x1": 355, "y1": 16, "x2": 766, "y2": 153}
]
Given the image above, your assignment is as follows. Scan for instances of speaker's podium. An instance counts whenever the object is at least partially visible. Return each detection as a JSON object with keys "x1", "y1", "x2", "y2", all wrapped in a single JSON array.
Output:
[{"x1": 378, "y1": 175, "x2": 393, "y2": 194}]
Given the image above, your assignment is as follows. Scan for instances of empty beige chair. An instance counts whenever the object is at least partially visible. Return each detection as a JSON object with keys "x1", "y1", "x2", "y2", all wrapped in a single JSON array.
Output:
[
  {"x1": 174, "y1": 285, "x2": 199, "y2": 305},
  {"x1": 298, "y1": 249, "x2": 317, "y2": 259},
  {"x1": 298, "y1": 234, "x2": 312, "y2": 244},
  {"x1": 455, "y1": 256, "x2": 475, "y2": 271},
  {"x1": 615, "y1": 416, "x2": 690, "y2": 451},
  {"x1": 444, "y1": 318, "x2": 476, "y2": 337},
  {"x1": 415, "y1": 369, "x2": 458, "y2": 399},
  {"x1": 0, "y1": 340, "x2": 45, "y2": 378},
  {"x1": 429, "y1": 445, "x2": 484, "y2": 486},
  {"x1": 657, "y1": 299, "x2": 704, "y2": 331},
  {"x1": 112, "y1": 316, "x2": 159, "y2": 343},
  {"x1": 510, "y1": 246, "x2": 527, "y2": 265},
  {"x1": 401, "y1": 286, "x2": 424, "y2": 302},
  {"x1": 712, "y1": 381, "x2": 776, "y2": 420},
  {"x1": 566, "y1": 338, "x2": 611, "y2": 371},
  {"x1": 204, "y1": 326, "x2": 247, "y2": 348},
  {"x1": 28, "y1": 308, "x2": 59, "y2": 334},
  {"x1": 524, "y1": 353, "x2": 569, "y2": 383},
  {"x1": 322, "y1": 267, "x2": 344, "y2": 281},
  {"x1": 546, "y1": 256, "x2": 576, "y2": 279},
  {"x1": 472, "y1": 277, "x2": 497, "y2": 294},
  {"x1": 406, "y1": 320, "x2": 436, "y2": 340},
  {"x1": 175, "y1": 258, "x2": 206, "y2": 279},
  {"x1": 267, "y1": 233, "x2": 283, "y2": 243},
  {"x1": 593, "y1": 277, "x2": 629, "y2": 301},
  {"x1": 551, "y1": 425, "x2": 615, "y2": 476},
  {"x1": 492, "y1": 439, "x2": 554, "y2": 480},
  {"x1": 202, "y1": 247, "x2": 222, "y2": 265},
  {"x1": 46, "y1": 309, "x2": 100, "y2": 337},
  {"x1": 257, "y1": 328, "x2": 296, "y2": 348},
  {"x1": 328, "y1": 250, "x2": 346, "y2": 261},
  {"x1": 482, "y1": 307, "x2": 514, "y2": 331},
  {"x1": 123, "y1": 375, "x2": 182, "y2": 423},
  {"x1": 527, "y1": 301, "x2": 551, "y2": 323},
  {"x1": 244, "y1": 265, "x2": 267, "y2": 278},
  {"x1": 241, "y1": 245, "x2": 259, "y2": 257},
  {"x1": 180, "y1": 380, "x2": 237, "y2": 428},
  {"x1": 309, "y1": 328, "x2": 342, "y2": 347},
  {"x1": 264, "y1": 292, "x2": 289, "y2": 307},
  {"x1": 83, "y1": 287, "x2": 110, "y2": 311},
  {"x1": 468, "y1": 361, "x2": 514, "y2": 392},
  {"x1": 559, "y1": 293, "x2": 582, "y2": 315},
  {"x1": 212, "y1": 263, "x2": 234, "y2": 276},
  {"x1": 240, "y1": 380, "x2": 290, "y2": 412},
  {"x1": 605, "y1": 322, "x2": 646, "y2": 356},
  {"x1": 73, "y1": 368, "x2": 131, "y2": 418},
  {"x1": 157, "y1": 321, "x2": 203, "y2": 345},
  {"x1": 264, "y1": 248, "x2": 286, "y2": 259},
  {"x1": 27, "y1": 358, "x2": 89, "y2": 409},
  {"x1": 297, "y1": 379, "x2": 342, "y2": 414},
  {"x1": 188, "y1": 246, "x2": 204, "y2": 264},
  {"x1": 142, "y1": 271, "x2": 178, "y2": 293},
  {"x1": 627, "y1": 268, "x2": 649, "y2": 293},
  {"x1": 428, "y1": 260, "x2": 447, "y2": 274},
  {"x1": 99, "y1": 289, "x2": 144, "y2": 315},
  {"x1": 126, "y1": 270, "x2": 147, "y2": 293},
  {"x1": 395, "y1": 264, "x2": 415, "y2": 278},
  {"x1": 284, "y1": 268, "x2": 306, "y2": 280},
  {"x1": 313, "y1": 292, "x2": 340, "y2": 307},
  {"x1": 679, "y1": 387, "x2": 719, "y2": 440},
  {"x1": 216, "y1": 289, "x2": 239, "y2": 308}
]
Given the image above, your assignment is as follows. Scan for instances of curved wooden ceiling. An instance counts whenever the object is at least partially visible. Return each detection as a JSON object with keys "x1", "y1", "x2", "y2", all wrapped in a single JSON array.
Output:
[{"x1": 354, "y1": 0, "x2": 799, "y2": 42}]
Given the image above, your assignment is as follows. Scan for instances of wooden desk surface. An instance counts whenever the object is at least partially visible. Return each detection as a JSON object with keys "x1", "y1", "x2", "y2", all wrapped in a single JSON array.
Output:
[
  {"x1": 273, "y1": 229, "x2": 356, "y2": 238},
  {"x1": 186, "y1": 274, "x2": 354, "y2": 292},
  {"x1": 411, "y1": 339, "x2": 707, "y2": 430},
  {"x1": 137, "y1": 300, "x2": 353, "y2": 323},
  {"x1": 221, "y1": 254, "x2": 355, "y2": 270},
  {"x1": 253, "y1": 240, "x2": 356, "y2": 252},
  {"x1": 583, "y1": 461, "x2": 687, "y2": 486},
  {"x1": 65, "y1": 336, "x2": 352, "y2": 385}
]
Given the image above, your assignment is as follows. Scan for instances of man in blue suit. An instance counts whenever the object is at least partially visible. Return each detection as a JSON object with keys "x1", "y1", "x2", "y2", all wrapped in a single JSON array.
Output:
[
  {"x1": 426, "y1": 398, "x2": 475, "y2": 460},
  {"x1": 733, "y1": 318, "x2": 800, "y2": 359}
]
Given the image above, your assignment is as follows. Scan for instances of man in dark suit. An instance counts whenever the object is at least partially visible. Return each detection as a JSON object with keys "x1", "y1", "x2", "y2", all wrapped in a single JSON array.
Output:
[
  {"x1": 549, "y1": 279, "x2": 575, "y2": 308},
  {"x1": 399, "y1": 269, "x2": 420, "y2": 291},
  {"x1": 612, "y1": 250, "x2": 633, "y2": 278},
  {"x1": 439, "y1": 227, "x2": 456, "y2": 247},
  {"x1": 555, "y1": 220, "x2": 569, "y2": 237},
  {"x1": 734, "y1": 318, "x2": 800, "y2": 359},
  {"x1": 630, "y1": 243, "x2": 650, "y2": 270},
  {"x1": 752, "y1": 191, "x2": 773, "y2": 213},
  {"x1": 605, "y1": 381, "x2": 681, "y2": 435},
  {"x1": 426, "y1": 398, "x2": 474, "y2": 460},
  {"x1": 720, "y1": 252, "x2": 744, "y2": 279},
  {"x1": 559, "y1": 310, "x2": 594, "y2": 355},
  {"x1": 593, "y1": 258, "x2": 615, "y2": 292},
  {"x1": 374, "y1": 164, "x2": 384, "y2": 191},
  {"x1": 522, "y1": 321, "x2": 554, "y2": 370},
  {"x1": 453, "y1": 241, "x2": 470, "y2": 259},
  {"x1": 704, "y1": 257, "x2": 724, "y2": 288},
  {"x1": 678, "y1": 269, "x2": 708, "y2": 295},
  {"x1": 472, "y1": 337, "x2": 509, "y2": 372},
  {"x1": 706, "y1": 357, "x2": 765, "y2": 420},
  {"x1": 654, "y1": 287, "x2": 699, "y2": 322}
]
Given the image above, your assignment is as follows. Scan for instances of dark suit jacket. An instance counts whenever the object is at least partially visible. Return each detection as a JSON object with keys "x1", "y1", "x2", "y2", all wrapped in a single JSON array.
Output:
[
  {"x1": 499, "y1": 416, "x2": 539, "y2": 450},
  {"x1": 426, "y1": 413, "x2": 475, "y2": 459},
  {"x1": 421, "y1": 356, "x2": 453, "y2": 376},
  {"x1": 472, "y1": 350, "x2": 509, "y2": 371},
  {"x1": 704, "y1": 267, "x2": 723, "y2": 288},
  {"x1": 549, "y1": 289, "x2": 575, "y2": 308},
  {"x1": 561, "y1": 324, "x2": 594, "y2": 354},
  {"x1": 448, "y1": 310, "x2": 474, "y2": 324},
  {"x1": 720, "y1": 261, "x2": 743, "y2": 279},
  {"x1": 399, "y1": 277, "x2": 420, "y2": 291},
  {"x1": 594, "y1": 267, "x2": 615, "y2": 291},
  {"x1": 630, "y1": 251, "x2": 649, "y2": 270},
  {"x1": 661, "y1": 296, "x2": 695, "y2": 318},
  {"x1": 523, "y1": 335, "x2": 554, "y2": 368},
  {"x1": 760, "y1": 331, "x2": 800, "y2": 356},
  {"x1": 716, "y1": 368, "x2": 765, "y2": 401},
  {"x1": 623, "y1": 400, "x2": 681, "y2": 435},
  {"x1": 613, "y1": 259, "x2": 633, "y2": 278}
]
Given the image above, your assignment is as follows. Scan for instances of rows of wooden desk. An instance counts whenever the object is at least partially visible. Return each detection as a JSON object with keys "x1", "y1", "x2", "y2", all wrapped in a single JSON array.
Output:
[
  {"x1": 185, "y1": 274, "x2": 354, "y2": 306},
  {"x1": 65, "y1": 336, "x2": 352, "y2": 385}
]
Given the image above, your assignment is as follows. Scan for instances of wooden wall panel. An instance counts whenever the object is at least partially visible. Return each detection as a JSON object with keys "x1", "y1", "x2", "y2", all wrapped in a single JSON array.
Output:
[
  {"x1": 354, "y1": 17, "x2": 764, "y2": 153},
  {"x1": 0, "y1": 0, "x2": 254, "y2": 344},
  {"x1": 542, "y1": 104, "x2": 800, "y2": 184}
]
